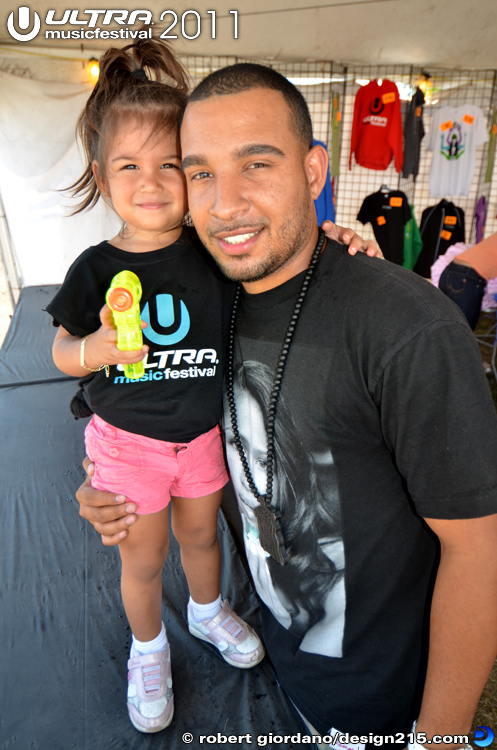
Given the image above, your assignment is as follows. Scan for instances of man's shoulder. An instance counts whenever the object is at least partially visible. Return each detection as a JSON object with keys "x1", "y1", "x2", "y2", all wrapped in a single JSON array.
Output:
[{"x1": 320, "y1": 241, "x2": 466, "y2": 328}]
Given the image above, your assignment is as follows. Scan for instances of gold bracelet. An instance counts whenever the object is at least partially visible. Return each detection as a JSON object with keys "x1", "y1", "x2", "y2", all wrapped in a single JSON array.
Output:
[{"x1": 80, "y1": 337, "x2": 109, "y2": 377}]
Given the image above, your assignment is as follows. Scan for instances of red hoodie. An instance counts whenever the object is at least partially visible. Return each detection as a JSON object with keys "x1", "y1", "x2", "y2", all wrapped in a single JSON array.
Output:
[{"x1": 349, "y1": 79, "x2": 404, "y2": 172}]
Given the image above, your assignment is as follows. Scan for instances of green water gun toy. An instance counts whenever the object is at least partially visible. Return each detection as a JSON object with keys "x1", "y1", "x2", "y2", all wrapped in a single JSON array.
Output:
[{"x1": 106, "y1": 270, "x2": 145, "y2": 380}]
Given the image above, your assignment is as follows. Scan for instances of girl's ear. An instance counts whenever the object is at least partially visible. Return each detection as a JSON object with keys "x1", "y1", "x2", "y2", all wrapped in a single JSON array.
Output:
[{"x1": 92, "y1": 161, "x2": 109, "y2": 196}]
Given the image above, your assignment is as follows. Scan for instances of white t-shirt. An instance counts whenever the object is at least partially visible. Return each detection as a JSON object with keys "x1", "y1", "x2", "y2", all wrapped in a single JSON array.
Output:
[{"x1": 427, "y1": 104, "x2": 488, "y2": 197}]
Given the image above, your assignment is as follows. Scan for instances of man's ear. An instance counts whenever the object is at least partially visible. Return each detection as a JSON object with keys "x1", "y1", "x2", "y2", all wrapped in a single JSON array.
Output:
[
  {"x1": 92, "y1": 160, "x2": 109, "y2": 196},
  {"x1": 304, "y1": 144, "x2": 328, "y2": 200}
]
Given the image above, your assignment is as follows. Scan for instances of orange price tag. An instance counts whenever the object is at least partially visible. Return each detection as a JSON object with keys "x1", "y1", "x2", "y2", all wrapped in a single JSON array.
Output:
[
  {"x1": 440, "y1": 120, "x2": 453, "y2": 132},
  {"x1": 444, "y1": 215, "x2": 457, "y2": 226},
  {"x1": 416, "y1": 107, "x2": 422, "y2": 117},
  {"x1": 382, "y1": 92, "x2": 396, "y2": 104},
  {"x1": 441, "y1": 230, "x2": 452, "y2": 241},
  {"x1": 336, "y1": 111, "x2": 342, "y2": 122},
  {"x1": 377, "y1": 216, "x2": 386, "y2": 226},
  {"x1": 492, "y1": 124, "x2": 496, "y2": 135},
  {"x1": 463, "y1": 114, "x2": 474, "y2": 125},
  {"x1": 389, "y1": 197, "x2": 403, "y2": 207},
  {"x1": 333, "y1": 98, "x2": 338, "y2": 109}
]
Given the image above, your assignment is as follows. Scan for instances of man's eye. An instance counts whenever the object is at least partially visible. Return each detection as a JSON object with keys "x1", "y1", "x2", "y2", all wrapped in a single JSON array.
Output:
[
  {"x1": 248, "y1": 162, "x2": 268, "y2": 169},
  {"x1": 190, "y1": 171, "x2": 211, "y2": 181}
]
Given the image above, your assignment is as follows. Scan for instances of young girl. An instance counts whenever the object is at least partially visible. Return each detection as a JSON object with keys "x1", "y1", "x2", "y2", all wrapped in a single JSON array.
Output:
[{"x1": 46, "y1": 38, "x2": 265, "y2": 735}]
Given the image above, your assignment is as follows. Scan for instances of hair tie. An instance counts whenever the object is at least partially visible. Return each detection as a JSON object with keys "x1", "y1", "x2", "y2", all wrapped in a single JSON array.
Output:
[{"x1": 131, "y1": 68, "x2": 148, "y2": 80}]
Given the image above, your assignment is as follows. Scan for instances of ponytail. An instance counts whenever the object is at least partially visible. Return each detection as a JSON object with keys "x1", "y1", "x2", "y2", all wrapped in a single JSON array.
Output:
[{"x1": 69, "y1": 34, "x2": 189, "y2": 214}]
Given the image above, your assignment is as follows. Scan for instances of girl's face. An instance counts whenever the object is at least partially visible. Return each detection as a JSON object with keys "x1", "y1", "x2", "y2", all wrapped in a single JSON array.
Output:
[{"x1": 94, "y1": 121, "x2": 188, "y2": 245}]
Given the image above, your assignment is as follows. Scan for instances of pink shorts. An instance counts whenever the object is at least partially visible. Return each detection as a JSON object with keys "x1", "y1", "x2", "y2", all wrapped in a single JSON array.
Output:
[{"x1": 85, "y1": 415, "x2": 229, "y2": 515}]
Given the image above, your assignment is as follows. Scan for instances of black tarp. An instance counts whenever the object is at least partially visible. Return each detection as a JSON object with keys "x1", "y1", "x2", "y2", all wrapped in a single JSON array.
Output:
[{"x1": 0, "y1": 287, "x2": 305, "y2": 750}]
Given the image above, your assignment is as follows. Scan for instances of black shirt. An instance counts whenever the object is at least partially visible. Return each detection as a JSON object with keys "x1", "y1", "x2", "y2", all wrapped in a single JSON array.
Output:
[
  {"x1": 414, "y1": 200, "x2": 466, "y2": 278},
  {"x1": 225, "y1": 241, "x2": 497, "y2": 734},
  {"x1": 357, "y1": 189, "x2": 411, "y2": 265},
  {"x1": 46, "y1": 228, "x2": 234, "y2": 442}
]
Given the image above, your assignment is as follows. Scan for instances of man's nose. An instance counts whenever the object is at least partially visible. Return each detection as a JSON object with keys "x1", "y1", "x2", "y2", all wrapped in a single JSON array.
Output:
[{"x1": 210, "y1": 175, "x2": 249, "y2": 220}]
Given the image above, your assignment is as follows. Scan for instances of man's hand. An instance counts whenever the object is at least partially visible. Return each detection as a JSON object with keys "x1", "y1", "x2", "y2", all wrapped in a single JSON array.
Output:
[
  {"x1": 321, "y1": 220, "x2": 383, "y2": 258},
  {"x1": 76, "y1": 457, "x2": 138, "y2": 546}
]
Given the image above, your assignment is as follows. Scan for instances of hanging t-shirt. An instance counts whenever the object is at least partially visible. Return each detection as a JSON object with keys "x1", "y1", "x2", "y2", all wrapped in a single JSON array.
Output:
[
  {"x1": 414, "y1": 200, "x2": 465, "y2": 278},
  {"x1": 357, "y1": 188, "x2": 410, "y2": 265},
  {"x1": 226, "y1": 242, "x2": 497, "y2": 735},
  {"x1": 330, "y1": 91, "x2": 342, "y2": 177},
  {"x1": 475, "y1": 196, "x2": 487, "y2": 244},
  {"x1": 313, "y1": 139, "x2": 335, "y2": 225},
  {"x1": 427, "y1": 104, "x2": 488, "y2": 197},
  {"x1": 403, "y1": 205, "x2": 423, "y2": 270},
  {"x1": 402, "y1": 86, "x2": 425, "y2": 180},
  {"x1": 485, "y1": 109, "x2": 497, "y2": 183},
  {"x1": 45, "y1": 228, "x2": 234, "y2": 442},
  {"x1": 349, "y1": 79, "x2": 404, "y2": 172}
]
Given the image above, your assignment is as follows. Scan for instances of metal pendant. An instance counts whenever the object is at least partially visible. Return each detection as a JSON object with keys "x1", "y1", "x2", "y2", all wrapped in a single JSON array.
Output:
[{"x1": 253, "y1": 504, "x2": 289, "y2": 566}]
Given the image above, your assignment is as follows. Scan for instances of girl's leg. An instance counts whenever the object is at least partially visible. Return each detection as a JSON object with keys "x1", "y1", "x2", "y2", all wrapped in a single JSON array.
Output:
[
  {"x1": 119, "y1": 505, "x2": 170, "y2": 642},
  {"x1": 119, "y1": 506, "x2": 174, "y2": 735},
  {"x1": 170, "y1": 490, "x2": 265, "y2": 669},
  {"x1": 170, "y1": 489, "x2": 223, "y2": 604}
]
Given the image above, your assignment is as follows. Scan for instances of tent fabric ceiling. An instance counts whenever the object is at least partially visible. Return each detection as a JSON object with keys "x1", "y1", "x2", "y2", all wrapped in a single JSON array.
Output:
[{"x1": 0, "y1": 0, "x2": 496, "y2": 70}]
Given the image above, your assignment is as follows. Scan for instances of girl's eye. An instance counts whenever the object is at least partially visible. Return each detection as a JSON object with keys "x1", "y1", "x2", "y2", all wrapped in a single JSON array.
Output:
[
  {"x1": 161, "y1": 163, "x2": 178, "y2": 170},
  {"x1": 122, "y1": 164, "x2": 138, "y2": 170}
]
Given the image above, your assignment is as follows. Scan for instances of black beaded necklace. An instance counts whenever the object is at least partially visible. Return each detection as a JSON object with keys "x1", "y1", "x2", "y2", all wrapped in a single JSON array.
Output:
[{"x1": 226, "y1": 229, "x2": 326, "y2": 566}]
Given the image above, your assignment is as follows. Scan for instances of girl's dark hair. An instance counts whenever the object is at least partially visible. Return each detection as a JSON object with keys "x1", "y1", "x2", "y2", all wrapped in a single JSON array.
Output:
[{"x1": 69, "y1": 35, "x2": 189, "y2": 214}]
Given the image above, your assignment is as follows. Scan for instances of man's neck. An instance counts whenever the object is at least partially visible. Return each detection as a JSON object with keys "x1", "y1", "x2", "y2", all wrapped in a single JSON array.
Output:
[{"x1": 242, "y1": 226, "x2": 320, "y2": 294}]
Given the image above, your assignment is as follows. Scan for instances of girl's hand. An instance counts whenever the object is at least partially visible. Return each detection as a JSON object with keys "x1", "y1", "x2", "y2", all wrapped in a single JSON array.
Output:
[
  {"x1": 82, "y1": 304, "x2": 149, "y2": 370},
  {"x1": 321, "y1": 220, "x2": 384, "y2": 258}
]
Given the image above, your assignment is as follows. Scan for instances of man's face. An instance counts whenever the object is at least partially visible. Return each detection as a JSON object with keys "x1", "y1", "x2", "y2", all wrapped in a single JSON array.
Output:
[{"x1": 181, "y1": 87, "x2": 324, "y2": 292}]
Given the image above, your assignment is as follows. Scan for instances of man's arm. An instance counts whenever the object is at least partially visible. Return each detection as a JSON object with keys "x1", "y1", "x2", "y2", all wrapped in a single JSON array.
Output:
[{"x1": 416, "y1": 514, "x2": 497, "y2": 742}]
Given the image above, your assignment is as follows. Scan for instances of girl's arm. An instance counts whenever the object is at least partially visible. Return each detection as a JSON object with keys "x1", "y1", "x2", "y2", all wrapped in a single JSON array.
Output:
[{"x1": 52, "y1": 304, "x2": 148, "y2": 377}]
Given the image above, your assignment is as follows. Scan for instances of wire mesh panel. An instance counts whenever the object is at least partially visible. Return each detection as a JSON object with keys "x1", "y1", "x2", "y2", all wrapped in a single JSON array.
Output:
[{"x1": 334, "y1": 64, "x2": 497, "y2": 245}]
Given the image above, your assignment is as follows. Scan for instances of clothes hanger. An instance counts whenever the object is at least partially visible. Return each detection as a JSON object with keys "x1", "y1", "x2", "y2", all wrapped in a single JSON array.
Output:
[{"x1": 380, "y1": 184, "x2": 390, "y2": 193}]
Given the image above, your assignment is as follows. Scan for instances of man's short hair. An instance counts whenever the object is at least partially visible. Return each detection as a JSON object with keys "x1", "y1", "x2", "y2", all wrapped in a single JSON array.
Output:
[{"x1": 188, "y1": 63, "x2": 313, "y2": 151}]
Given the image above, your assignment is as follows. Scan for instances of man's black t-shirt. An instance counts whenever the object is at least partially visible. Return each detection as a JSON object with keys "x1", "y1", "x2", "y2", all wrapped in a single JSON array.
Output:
[
  {"x1": 46, "y1": 228, "x2": 234, "y2": 442},
  {"x1": 224, "y1": 241, "x2": 497, "y2": 735},
  {"x1": 357, "y1": 189, "x2": 411, "y2": 265}
]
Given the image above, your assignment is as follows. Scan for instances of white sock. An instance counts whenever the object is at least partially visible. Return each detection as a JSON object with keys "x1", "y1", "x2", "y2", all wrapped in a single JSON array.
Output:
[
  {"x1": 131, "y1": 622, "x2": 168, "y2": 657},
  {"x1": 188, "y1": 595, "x2": 222, "y2": 622}
]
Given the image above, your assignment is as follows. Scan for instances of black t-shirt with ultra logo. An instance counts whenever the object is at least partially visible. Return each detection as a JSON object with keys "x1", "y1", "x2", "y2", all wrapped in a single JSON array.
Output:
[{"x1": 46, "y1": 228, "x2": 235, "y2": 442}]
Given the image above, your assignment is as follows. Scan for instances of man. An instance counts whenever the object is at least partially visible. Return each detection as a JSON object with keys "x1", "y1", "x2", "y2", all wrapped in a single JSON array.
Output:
[{"x1": 77, "y1": 64, "x2": 497, "y2": 742}]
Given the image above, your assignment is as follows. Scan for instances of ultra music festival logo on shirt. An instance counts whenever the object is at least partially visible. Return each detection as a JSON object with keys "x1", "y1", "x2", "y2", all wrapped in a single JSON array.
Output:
[
  {"x1": 114, "y1": 294, "x2": 219, "y2": 384},
  {"x1": 141, "y1": 293, "x2": 190, "y2": 346}
]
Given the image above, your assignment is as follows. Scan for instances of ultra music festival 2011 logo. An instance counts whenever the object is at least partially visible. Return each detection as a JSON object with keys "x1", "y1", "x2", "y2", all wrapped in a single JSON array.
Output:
[{"x1": 6, "y1": 6, "x2": 239, "y2": 43}]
